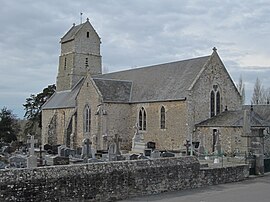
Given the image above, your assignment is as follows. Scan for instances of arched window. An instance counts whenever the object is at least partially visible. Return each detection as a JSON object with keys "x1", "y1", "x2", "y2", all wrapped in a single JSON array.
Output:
[
  {"x1": 139, "y1": 110, "x2": 143, "y2": 130},
  {"x1": 160, "y1": 106, "x2": 166, "y2": 129},
  {"x1": 210, "y1": 86, "x2": 222, "y2": 117},
  {"x1": 210, "y1": 91, "x2": 215, "y2": 117},
  {"x1": 216, "y1": 91, "x2": 221, "y2": 115},
  {"x1": 84, "y1": 105, "x2": 91, "y2": 133},
  {"x1": 138, "y1": 107, "x2": 147, "y2": 131}
]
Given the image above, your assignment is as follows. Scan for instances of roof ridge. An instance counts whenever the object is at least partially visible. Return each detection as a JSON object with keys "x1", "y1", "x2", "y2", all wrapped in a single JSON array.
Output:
[
  {"x1": 93, "y1": 77, "x2": 132, "y2": 83},
  {"x1": 101, "y1": 55, "x2": 211, "y2": 76}
]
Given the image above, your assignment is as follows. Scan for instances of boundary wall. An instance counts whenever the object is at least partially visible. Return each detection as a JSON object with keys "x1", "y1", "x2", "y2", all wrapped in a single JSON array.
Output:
[{"x1": 0, "y1": 157, "x2": 249, "y2": 201}]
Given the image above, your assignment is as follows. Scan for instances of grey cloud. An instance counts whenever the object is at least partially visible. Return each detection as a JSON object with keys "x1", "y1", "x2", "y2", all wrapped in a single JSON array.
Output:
[{"x1": 0, "y1": 0, "x2": 270, "y2": 118}]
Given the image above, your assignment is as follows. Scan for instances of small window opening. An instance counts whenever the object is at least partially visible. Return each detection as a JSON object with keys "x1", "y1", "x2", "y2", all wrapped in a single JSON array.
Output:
[
  {"x1": 87, "y1": 32, "x2": 90, "y2": 38},
  {"x1": 64, "y1": 57, "x2": 67, "y2": 70},
  {"x1": 85, "y1": 58, "x2": 88, "y2": 68}
]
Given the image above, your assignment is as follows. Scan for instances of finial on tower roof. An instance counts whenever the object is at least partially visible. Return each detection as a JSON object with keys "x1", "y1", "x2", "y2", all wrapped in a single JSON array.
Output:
[
  {"x1": 73, "y1": 23, "x2": 75, "y2": 26},
  {"x1": 80, "y1": 12, "x2": 83, "y2": 24},
  {"x1": 86, "y1": 18, "x2": 89, "y2": 22},
  {"x1": 212, "y1": 47, "x2": 217, "y2": 52}
]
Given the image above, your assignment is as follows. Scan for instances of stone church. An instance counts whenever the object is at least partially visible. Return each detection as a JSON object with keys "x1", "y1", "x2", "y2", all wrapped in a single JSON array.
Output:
[{"x1": 42, "y1": 19, "x2": 260, "y2": 154}]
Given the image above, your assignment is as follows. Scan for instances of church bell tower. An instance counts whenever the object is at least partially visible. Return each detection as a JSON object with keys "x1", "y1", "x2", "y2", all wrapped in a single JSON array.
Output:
[{"x1": 56, "y1": 18, "x2": 102, "y2": 91}]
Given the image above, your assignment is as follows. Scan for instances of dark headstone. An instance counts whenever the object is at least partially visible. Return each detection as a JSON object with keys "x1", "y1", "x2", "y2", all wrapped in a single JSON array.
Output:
[
  {"x1": 147, "y1": 141, "x2": 156, "y2": 150},
  {"x1": 69, "y1": 149, "x2": 75, "y2": 157},
  {"x1": 64, "y1": 148, "x2": 71, "y2": 157},
  {"x1": 130, "y1": 154, "x2": 139, "y2": 160},
  {"x1": 51, "y1": 145, "x2": 60, "y2": 155},
  {"x1": 144, "y1": 149, "x2": 152, "y2": 157},
  {"x1": 44, "y1": 144, "x2": 52, "y2": 151},
  {"x1": 76, "y1": 147, "x2": 82, "y2": 156},
  {"x1": 193, "y1": 141, "x2": 200, "y2": 149}
]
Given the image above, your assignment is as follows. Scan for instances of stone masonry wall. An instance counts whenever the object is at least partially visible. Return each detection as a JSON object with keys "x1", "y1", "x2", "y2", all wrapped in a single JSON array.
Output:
[
  {"x1": 0, "y1": 157, "x2": 249, "y2": 202},
  {"x1": 188, "y1": 52, "x2": 242, "y2": 136},
  {"x1": 197, "y1": 127, "x2": 248, "y2": 155},
  {"x1": 129, "y1": 101, "x2": 188, "y2": 150}
]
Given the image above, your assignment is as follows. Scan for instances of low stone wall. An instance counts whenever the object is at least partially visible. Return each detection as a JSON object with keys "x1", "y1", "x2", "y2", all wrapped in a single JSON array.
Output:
[{"x1": 0, "y1": 157, "x2": 249, "y2": 202}]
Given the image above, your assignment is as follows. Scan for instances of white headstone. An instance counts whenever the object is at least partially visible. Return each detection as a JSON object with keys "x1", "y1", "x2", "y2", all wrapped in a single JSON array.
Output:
[{"x1": 131, "y1": 123, "x2": 146, "y2": 153}]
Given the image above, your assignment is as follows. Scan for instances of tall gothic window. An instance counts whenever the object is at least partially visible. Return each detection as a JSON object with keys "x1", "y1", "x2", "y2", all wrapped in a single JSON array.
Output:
[
  {"x1": 160, "y1": 106, "x2": 166, "y2": 129},
  {"x1": 216, "y1": 91, "x2": 221, "y2": 115},
  {"x1": 210, "y1": 86, "x2": 221, "y2": 117},
  {"x1": 138, "y1": 107, "x2": 147, "y2": 131},
  {"x1": 84, "y1": 105, "x2": 91, "y2": 133},
  {"x1": 210, "y1": 91, "x2": 215, "y2": 117}
]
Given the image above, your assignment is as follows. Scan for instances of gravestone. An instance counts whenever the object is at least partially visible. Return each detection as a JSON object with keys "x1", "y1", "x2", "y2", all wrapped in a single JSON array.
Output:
[
  {"x1": 45, "y1": 155, "x2": 69, "y2": 166},
  {"x1": 70, "y1": 133, "x2": 75, "y2": 150},
  {"x1": 9, "y1": 155, "x2": 27, "y2": 168},
  {"x1": 160, "y1": 151, "x2": 175, "y2": 158},
  {"x1": 81, "y1": 138, "x2": 92, "y2": 162},
  {"x1": 108, "y1": 134, "x2": 124, "y2": 161},
  {"x1": 69, "y1": 149, "x2": 75, "y2": 157},
  {"x1": 64, "y1": 148, "x2": 71, "y2": 157},
  {"x1": 113, "y1": 134, "x2": 122, "y2": 155},
  {"x1": 214, "y1": 131, "x2": 222, "y2": 155},
  {"x1": 58, "y1": 145, "x2": 66, "y2": 157},
  {"x1": 198, "y1": 133, "x2": 205, "y2": 155},
  {"x1": 44, "y1": 144, "x2": 52, "y2": 151},
  {"x1": 132, "y1": 123, "x2": 146, "y2": 153},
  {"x1": 129, "y1": 154, "x2": 139, "y2": 160},
  {"x1": 76, "y1": 147, "x2": 82, "y2": 156},
  {"x1": 108, "y1": 143, "x2": 117, "y2": 161},
  {"x1": 51, "y1": 145, "x2": 60, "y2": 155},
  {"x1": 147, "y1": 141, "x2": 156, "y2": 150},
  {"x1": 144, "y1": 149, "x2": 152, "y2": 157},
  {"x1": 151, "y1": 150, "x2": 160, "y2": 159},
  {"x1": 27, "y1": 135, "x2": 37, "y2": 168}
]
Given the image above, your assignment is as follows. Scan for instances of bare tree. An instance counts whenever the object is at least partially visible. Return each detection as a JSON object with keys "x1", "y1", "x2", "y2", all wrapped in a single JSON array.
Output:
[
  {"x1": 237, "y1": 76, "x2": 245, "y2": 105},
  {"x1": 265, "y1": 88, "x2": 270, "y2": 104},
  {"x1": 251, "y1": 77, "x2": 264, "y2": 104}
]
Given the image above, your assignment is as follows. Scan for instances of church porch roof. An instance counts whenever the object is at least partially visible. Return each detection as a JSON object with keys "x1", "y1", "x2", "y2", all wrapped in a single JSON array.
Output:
[{"x1": 42, "y1": 78, "x2": 84, "y2": 110}]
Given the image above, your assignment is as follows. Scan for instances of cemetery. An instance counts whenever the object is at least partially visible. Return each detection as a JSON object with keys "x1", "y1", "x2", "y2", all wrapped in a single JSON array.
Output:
[{"x1": 0, "y1": 127, "x2": 254, "y2": 201}]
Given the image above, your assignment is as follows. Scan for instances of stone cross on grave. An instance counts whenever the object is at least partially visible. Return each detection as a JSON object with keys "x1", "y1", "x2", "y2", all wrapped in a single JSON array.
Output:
[
  {"x1": 184, "y1": 139, "x2": 191, "y2": 156},
  {"x1": 27, "y1": 135, "x2": 37, "y2": 156},
  {"x1": 113, "y1": 134, "x2": 122, "y2": 155},
  {"x1": 27, "y1": 134, "x2": 38, "y2": 168},
  {"x1": 83, "y1": 138, "x2": 92, "y2": 159}
]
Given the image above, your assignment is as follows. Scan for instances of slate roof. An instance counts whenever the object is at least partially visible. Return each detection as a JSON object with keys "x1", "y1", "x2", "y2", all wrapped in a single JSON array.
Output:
[
  {"x1": 61, "y1": 24, "x2": 84, "y2": 43},
  {"x1": 93, "y1": 78, "x2": 132, "y2": 102},
  {"x1": 42, "y1": 78, "x2": 84, "y2": 109},
  {"x1": 196, "y1": 110, "x2": 270, "y2": 127},
  {"x1": 43, "y1": 54, "x2": 211, "y2": 109},
  {"x1": 94, "y1": 55, "x2": 210, "y2": 102},
  {"x1": 60, "y1": 19, "x2": 100, "y2": 43},
  {"x1": 243, "y1": 105, "x2": 270, "y2": 122}
]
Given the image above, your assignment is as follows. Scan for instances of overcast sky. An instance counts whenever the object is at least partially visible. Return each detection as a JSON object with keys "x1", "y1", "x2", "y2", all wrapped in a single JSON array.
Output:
[{"x1": 0, "y1": 0, "x2": 270, "y2": 118}]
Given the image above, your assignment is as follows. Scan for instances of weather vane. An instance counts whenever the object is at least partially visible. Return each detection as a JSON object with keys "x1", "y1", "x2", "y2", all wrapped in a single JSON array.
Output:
[{"x1": 80, "y1": 12, "x2": 83, "y2": 24}]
